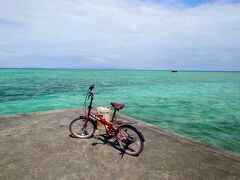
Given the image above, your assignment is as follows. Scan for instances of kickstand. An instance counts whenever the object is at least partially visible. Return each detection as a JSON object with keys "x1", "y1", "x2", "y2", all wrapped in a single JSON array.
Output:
[
  {"x1": 117, "y1": 140, "x2": 125, "y2": 159},
  {"x1": 119, "y1": 150, "x2": 124, "y2": 159}
]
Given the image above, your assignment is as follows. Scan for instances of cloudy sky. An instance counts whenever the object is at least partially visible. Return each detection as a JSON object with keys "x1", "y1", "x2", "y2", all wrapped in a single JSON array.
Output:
[{"x1": 0, "y1": 0, "x2": 240, "y2": 70}]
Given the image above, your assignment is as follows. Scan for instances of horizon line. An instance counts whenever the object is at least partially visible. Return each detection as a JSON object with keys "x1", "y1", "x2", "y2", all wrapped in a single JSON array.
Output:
[{"x1": 0, "y1": 67, "x2": 240, "y2": 72}]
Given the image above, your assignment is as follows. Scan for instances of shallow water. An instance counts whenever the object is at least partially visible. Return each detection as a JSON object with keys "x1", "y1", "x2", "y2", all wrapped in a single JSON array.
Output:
[{"x1": 0, "y1": 69, "x2": 240, "y2": 152}]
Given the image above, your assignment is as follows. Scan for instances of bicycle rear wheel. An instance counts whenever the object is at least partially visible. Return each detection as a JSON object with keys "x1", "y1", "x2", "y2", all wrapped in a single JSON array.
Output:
[
  {"x1": 69, "y1": 117, "x2": 96, "y2": 138},
  {"x1": 117, "y1": 124, "x2": 144, "y2": 156}
]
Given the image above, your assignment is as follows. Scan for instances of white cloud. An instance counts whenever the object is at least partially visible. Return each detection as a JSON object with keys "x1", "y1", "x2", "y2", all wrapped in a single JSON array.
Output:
[{"x1": 0, "y1": 0, "x2": 239, "y2": 70}]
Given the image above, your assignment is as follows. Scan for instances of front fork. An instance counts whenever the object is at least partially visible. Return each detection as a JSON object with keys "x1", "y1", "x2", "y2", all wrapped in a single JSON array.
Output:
[{"x1": 81, "y1": 117, "x2": 90, "y2": 131}]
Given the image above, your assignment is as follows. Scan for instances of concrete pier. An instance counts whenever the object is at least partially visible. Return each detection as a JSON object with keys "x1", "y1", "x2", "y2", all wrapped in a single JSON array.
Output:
[{"x1": 0, "y1": 109, "x2": 239, "y2": 180}]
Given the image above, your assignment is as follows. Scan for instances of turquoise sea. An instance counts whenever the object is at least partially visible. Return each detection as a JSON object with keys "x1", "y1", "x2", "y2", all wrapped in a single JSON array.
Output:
[{"x1": 0, "y1": 68, "x2": 240, "y2": 152}]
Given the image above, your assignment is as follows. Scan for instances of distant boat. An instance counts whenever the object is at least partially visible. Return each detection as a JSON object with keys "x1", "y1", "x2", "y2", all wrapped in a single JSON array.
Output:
[{"x1": 171, "y1": 70, "x2": 178, "y2": 73}]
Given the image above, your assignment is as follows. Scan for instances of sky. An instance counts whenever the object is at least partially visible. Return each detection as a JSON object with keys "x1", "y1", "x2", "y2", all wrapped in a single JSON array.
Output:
[{"x1": 0, "y1": 0, "x2": 240, "y2": 70}]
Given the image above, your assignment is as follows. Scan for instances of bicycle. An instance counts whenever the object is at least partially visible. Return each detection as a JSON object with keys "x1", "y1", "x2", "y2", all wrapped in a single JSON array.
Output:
[{"x1": 69, "y1": 84, "x2": 145, "y2": 156}]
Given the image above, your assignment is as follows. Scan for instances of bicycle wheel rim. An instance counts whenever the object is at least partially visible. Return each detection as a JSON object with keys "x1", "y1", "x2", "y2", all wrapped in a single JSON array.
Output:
[
  {"x1": 70, "y1": 118, "x2": 95, "y2": 138},
  {"x1": 118, "y1": 126, "x2": 143, "y2": 156}
]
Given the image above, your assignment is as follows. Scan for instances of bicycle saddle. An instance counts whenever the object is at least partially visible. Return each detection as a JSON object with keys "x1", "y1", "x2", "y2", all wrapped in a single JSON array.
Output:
[{"x1": 111, "y1": 102, "x2": 125, "y2": 110}]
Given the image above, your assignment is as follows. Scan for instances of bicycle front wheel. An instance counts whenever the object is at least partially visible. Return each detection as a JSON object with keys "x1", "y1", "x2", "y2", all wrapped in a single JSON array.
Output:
[
  {"x1": 69, "y1": 117, "x2": 96, "y2": 139},
  {"x1": 117, "y1": 124, "x2": 144, "y2": 156}
]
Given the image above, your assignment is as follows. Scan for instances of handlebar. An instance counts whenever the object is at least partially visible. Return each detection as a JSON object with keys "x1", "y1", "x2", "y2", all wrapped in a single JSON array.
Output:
[
  {"x1": 87, "y1": 84, "x2": 95, "y2": 100},
  {"x1": 82, "y1": 84, "x2": 95, "y2": 113},
  {"x1": 88, "y1": 84, "x2": 95, "y2": 92}
]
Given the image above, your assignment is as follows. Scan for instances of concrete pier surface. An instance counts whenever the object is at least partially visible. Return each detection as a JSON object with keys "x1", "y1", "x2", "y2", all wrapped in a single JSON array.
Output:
[{"x1": 0, "y1": 109, "x2": 239, "y2": 180}]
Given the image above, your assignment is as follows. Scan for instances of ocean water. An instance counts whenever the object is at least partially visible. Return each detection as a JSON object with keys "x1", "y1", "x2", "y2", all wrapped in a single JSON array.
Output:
[{"x1": 0, "y1": 68, "x2": 240, "y2": 152}]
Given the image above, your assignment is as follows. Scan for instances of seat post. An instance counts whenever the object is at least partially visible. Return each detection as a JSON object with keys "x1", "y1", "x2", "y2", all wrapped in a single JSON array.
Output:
[{"x1": 112, "y1": 109, "x2": 117, "y2": 119}]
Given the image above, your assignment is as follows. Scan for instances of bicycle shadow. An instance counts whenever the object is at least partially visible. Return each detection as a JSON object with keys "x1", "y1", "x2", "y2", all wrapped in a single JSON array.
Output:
[
  {"x1": 69, "y1": 133, "x2": 126, "y2": 158},
  {"x1": 91, "y1": 133, "x2": 130, "y2": 159}
]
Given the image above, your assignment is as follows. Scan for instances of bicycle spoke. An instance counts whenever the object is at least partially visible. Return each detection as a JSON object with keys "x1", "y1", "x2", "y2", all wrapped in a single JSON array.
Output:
[{"x1": 70, "y1": 118, "x2": 95, "y2": 138}]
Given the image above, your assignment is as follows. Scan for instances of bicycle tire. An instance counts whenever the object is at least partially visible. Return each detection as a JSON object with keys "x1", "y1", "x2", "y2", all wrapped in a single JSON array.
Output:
[
  {"x1": 117, "y1": 124, "x2": 144, "y2": 156},
  {"x1": 69, "y1": 117, "x2": 96, "y2": 139}
]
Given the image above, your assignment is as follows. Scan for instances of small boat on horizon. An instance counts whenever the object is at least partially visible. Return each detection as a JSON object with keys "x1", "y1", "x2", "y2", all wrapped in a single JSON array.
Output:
[{"x1": 171, "y1": 70, "x2": 178, "y2": 73}]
